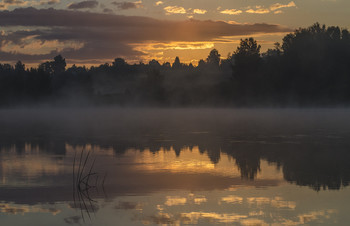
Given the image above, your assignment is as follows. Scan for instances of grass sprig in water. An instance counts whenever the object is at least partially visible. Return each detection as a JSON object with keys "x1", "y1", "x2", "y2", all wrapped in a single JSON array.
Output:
[{"x1": 72, "y1": 148, "x2": 106, "y2": 222}]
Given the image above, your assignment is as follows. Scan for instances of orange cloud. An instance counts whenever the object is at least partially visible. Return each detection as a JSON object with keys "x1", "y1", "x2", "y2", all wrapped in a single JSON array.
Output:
[
  {"x1": 164, "y1": 6, "x2": 186, "y2": 14},
  {"x1": 193, "y1": 9, "x2": 207, "y2": 15},
  {"x1": 270, "y1": 1, "x2": 296, "y2": 11},
  {"x1": 246, "y1": 8, "x2": 270, "y2": 14},
  {"x1": 220, "y1": 9, "x2": 243, "y2": 15},
  {"x1": 155, "y1": 1, "x2": 163, "y2": 6},
  {"x1": 0, "y1": 7, "x2": 292, "y2": 63}
]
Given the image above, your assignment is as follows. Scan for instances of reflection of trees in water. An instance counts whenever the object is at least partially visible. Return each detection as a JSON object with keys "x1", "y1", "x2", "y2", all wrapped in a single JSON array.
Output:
[
  {"x1": 234, "y1": 151, "x2": 261, "y2": 180},
  {"x1": 280, "y1": 148, "x2": 350, "y2": 191},
  {"x1": 223, "y1": 144, "x2": 350, "y2": 191},
  {"x1": 2, "y1": 136, "x2": 350, "y2": 191}
]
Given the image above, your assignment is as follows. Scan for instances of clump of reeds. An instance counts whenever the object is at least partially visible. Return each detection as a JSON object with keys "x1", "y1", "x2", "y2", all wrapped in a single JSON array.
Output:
[{"x1": 72, "y1": 148, "x2": 106, "y2": 221}]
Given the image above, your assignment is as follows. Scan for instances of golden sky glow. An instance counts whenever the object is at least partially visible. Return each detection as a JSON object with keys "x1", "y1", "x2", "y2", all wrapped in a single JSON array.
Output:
[{"x1": 0, "y1": 0, "x2": 349, "y2": 65}]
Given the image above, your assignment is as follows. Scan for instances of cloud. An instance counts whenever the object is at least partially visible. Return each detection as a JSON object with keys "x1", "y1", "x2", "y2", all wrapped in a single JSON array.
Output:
[
  {"x1": 274, "y1": 10, "x2": 283, "y2": 14},
  {"x1": 220, "y1": 9, "x2": 242, "y2": 15},
  {"x1": 103, "y1": 8, "x2": 113, "y2": 13},
  {"x1": 164, "y1": 6, "x2": 186, "y2": 14},
  {"x1": 270, "y1": 1, "x2": 296, "y2": 11},
  {"x1": 112, "y1": 1, "x2": 143, "y2": 10},
  {"x1": 0, "y1": 0, "x2": 27, "y2": 9},
  {"x1": 192, "y1": 9, "x2": 207, "y2": 15},
  {"x1": 246, "y1": 8, "x2": 270, "y2": 14},
  {"x1": 155, "y1": 1, "x2": 163, "y2": 6},
  {"x1": 40, "y1": 0, "x2": 60, "y2": 5},
  {"x1": 68, "y1": 0, "x2": 98, "y2": 10},
  {"x1": 0, "y1": 7, "x2": 292, "y2": 62},
  {"x1": 244, "y1": 1, "x2": 296, "y2": 15}
]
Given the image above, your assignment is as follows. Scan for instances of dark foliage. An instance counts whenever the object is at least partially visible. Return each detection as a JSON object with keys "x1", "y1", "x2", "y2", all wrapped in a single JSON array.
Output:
[{"x1": 1, "y1": 23, "x2": 350, "y2": 107}]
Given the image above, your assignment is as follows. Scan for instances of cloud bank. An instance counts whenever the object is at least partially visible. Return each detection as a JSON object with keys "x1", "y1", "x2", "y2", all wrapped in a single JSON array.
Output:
[
  {"x1": 68, "y1": 0, "x2": 98, "y2": 10},
  {"x1": 0, "y1": 7, "x2": 292, "y2": 63}
]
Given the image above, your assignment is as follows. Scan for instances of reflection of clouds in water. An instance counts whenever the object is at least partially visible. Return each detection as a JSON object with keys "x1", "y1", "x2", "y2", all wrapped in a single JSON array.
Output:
[
  {"x1": 164, "y1": 196, "x2": 187, "y2": 206},
  {"x1": 0, "y1": 143, "x2": 67, "y2": 185},
  {"x1": 193, "y1": 197, "x2": 207, "y2": 205},
  {"x1": 142, "y1": 211, "x2": 248, "y2": 225},
  {"x1": 160, "y1": 211, "x2": 248, "y2": 224},
  {"x1": 115, "y1": 201, "x2": 143, "y2": 210},
  {"x1": 247, "y1": 196, "x2": 296, "y2": 209},
  {"x1": 139, "y1": 192, "x2": 336, "y2": 225},
  {"x1": 164, "y1": 194, "x2": 208, "y2": 207},
  {"x1": 279, "y1": 209, "x2": 337, "y2": 225},
  {"x1": 220, "y1": 195, "x2": 243, "y2": 204},
  {"x1": 0, "y1": 203, "x2": 60, "y2": 215},
  {"x1": 141, "y1": 208, "x2": 337, "y2": 225},
  {"x1": 181, "y1": 212, "x2": 248, "y2": 224},
  {"x1": 298, "y1": 210, "x2": 337, "y2": 224},
  {"x1": 249, "y1": 210, "x2": 264, "y2": 216},
  {"x1": 240, "y1": 218, "x2": 268, "y2": 225}
]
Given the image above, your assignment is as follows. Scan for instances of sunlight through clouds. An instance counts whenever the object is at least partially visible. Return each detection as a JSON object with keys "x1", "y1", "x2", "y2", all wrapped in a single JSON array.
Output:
[
  {"x1": 155, "y1": 0, "x2": 163, "y2": 6},
  {"x1": 246, "y1": 8, "x2": 270, "y2": 14},
  {"x1": 270, "y1": 1, "x2": 296, "y2": 11},
  {"x1": 0, "y1": 0, "x2": 28, "y2": 9},
  {"x1": 164, "y1": 5, "x2": 186, "y2": 14},
  {"x1": 193, "y1": 8, "x2": 207, "y2": 14},
  {"x1": 220, "y1": 9, "x2": 242, "y2": 15}
]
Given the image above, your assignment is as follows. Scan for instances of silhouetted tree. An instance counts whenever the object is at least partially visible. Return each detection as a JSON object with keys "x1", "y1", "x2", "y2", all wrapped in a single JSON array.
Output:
[
  {"x1": 149, "y1": 59, "x2": 161, "y2": 68},
  {"x1": 197, "y1": 59, "x2": 206, "y2": 69},
  {"x1": 172, "y1": 56, "x2": 181, "y2": 69},
  {"x1": 231, "y1": 38, "x2": 262, "y2": 104},
  {"x1": 53, "y1": 55, "x2": 66, "y2": 74},
  {"x1": 113, "y1": 58, "x2": 127, "y2": 69},
  {"x1": 206, "y1": 49, "x2": 221, "y2": 68},
  {"x1": 15, "y1": 61, "x2": 25, "y2": 72}
]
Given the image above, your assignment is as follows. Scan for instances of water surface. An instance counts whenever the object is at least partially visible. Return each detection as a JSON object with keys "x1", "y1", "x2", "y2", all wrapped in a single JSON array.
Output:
[{"x1": 0, "y1": 108, "x2": 350, "y2": 225}]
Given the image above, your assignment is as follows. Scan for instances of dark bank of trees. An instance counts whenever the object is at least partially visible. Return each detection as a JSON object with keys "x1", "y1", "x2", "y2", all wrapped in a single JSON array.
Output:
[{"x1": 1, "y1": 23, "x2": 350, "y2": 107}]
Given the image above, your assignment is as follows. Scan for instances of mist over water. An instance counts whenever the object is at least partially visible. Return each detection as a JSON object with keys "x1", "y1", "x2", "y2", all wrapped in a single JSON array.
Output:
[{"x1": 1, "y1": 108, "x2": 350, "y2": 225}]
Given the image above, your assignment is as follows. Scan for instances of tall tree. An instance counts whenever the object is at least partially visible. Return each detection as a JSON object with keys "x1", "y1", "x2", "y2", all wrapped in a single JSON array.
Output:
[{"x1": 206, "y1": 49, "x2": 221, "y2": 68}]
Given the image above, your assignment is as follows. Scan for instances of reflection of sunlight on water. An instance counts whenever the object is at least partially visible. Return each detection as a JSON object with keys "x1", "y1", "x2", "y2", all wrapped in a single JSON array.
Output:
[
  {"x1": 220, "y1": 195, "x2": 243, "y2": 204},
  {"x1": 165, "y1": 196, "x2": 187, "y2": 206},
  {"x1": 140, "y1": 190, "x2": 338, "y2": 225},
  {"x1": 163, "y1": 194, "x2": 208, "y2": 207},
  {"x1": 297, "y1": 210, "x2": 337, "y2": 224},
  {"x1": 0, "y1": 203, "x2": 60, "y2": 215},
  {"x1": 0, "y1": 142, "x2": 345, "y2": 225},
  {"x1": 179, "y1": 212, "x2": 248, "y2": 224},
  {"x1": 247, "y1": 196, "x2": 296, "y2": 209},
  {"x1": 129, "y1": 146, "x2": 218, "y2": 174},
  {"x1": 0, "y1": 143, "x2": 67, "y2": 186},
  {"x1": 1, "y1": 142, "x2": 284, "y2": 187},
  {"x1": 125, "y1": 146, "x2": 284, "y2": 180}
]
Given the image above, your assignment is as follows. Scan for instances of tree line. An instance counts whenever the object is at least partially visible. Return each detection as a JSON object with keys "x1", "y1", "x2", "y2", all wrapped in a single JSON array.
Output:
[{"x1": 1, "y1": 23, "x2": 350, "y2": 107}]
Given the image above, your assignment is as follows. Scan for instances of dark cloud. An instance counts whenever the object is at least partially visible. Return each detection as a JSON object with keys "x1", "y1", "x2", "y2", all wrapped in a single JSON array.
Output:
[
  {"x1": 68, "y1": 0, "x2": 98, "y2": 9},
  {"x1": 0, "y1": 0, "x2": 25, "y2": 8},
  {"x1": 111, "y1": 1, "x2": 142, "y2": 10},
  {"x1": 41, "y1": 0, "x2": 60, "y2": 5},
  {"x1": 103, "y1": 8, "x2": 113, "y2": 13},
  {"x1": 4, "y1": 0, "x2": 24, "y2": 4},
  {"x1": 0, "y1": 7, "x2": 292, "y2": 62}
]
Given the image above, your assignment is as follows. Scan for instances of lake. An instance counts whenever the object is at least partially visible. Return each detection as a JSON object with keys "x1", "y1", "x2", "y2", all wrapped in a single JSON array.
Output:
[{"x1": 0, "y1": 108, "x2": 349, "y2": 225}]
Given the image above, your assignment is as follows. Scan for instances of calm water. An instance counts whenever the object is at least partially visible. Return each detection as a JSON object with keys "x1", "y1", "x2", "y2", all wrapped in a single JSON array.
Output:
[{"x1": 0, "y1": 108, "x2": 350, "y2": 225}]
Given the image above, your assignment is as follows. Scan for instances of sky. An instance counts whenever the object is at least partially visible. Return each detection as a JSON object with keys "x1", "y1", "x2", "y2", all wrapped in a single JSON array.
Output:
[{"x1": 0, "y1": 0, "x2": 349, "y2": 66}]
